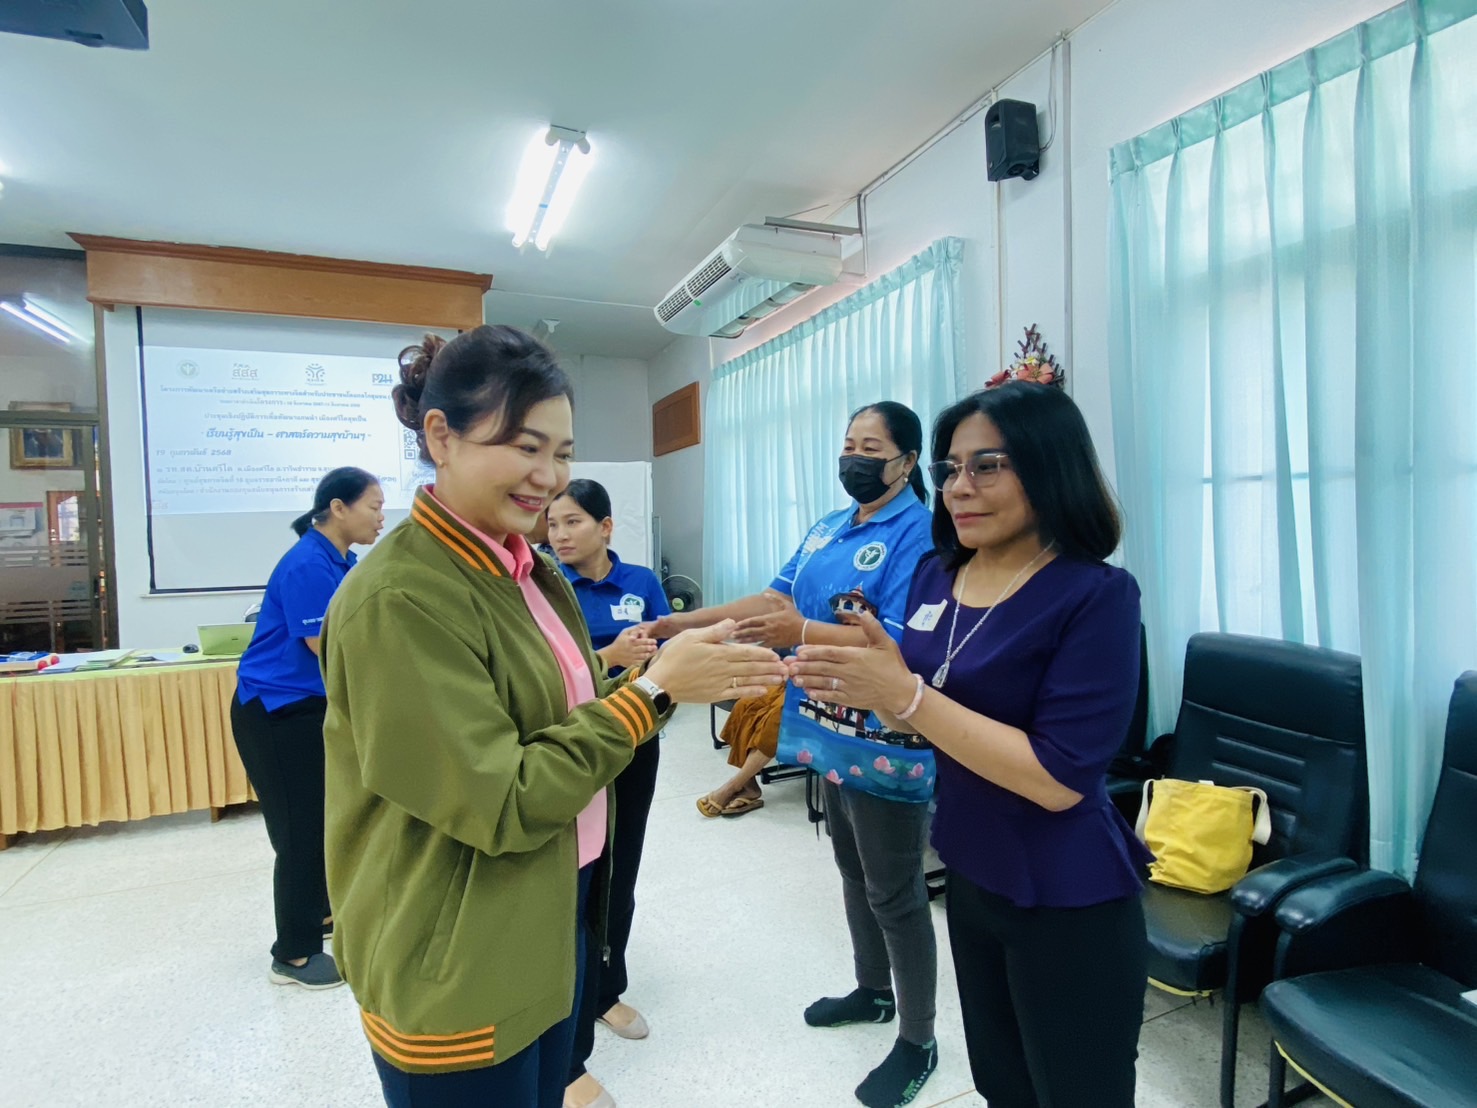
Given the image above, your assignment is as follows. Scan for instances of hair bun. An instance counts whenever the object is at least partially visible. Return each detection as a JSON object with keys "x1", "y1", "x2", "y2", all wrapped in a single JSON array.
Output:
[{"x1": 392, "y1": 334, "x2": 444, "y2": 432}]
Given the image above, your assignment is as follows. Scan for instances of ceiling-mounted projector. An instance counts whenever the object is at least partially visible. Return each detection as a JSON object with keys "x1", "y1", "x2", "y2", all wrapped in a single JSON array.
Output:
[
  {"x1": 0, "y1": 0, "x2": 149, "y2": 50},
  {"x1": 656, "y1": 224, "x2": 846, "y2": 340}
]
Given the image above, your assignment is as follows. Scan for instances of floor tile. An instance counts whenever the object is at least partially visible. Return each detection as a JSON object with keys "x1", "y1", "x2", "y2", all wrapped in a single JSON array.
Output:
[
  {"x1": 1, "y1": 806, "x2": 273, "y2": 907},
  {"x1": 0, "y1": 827, "x2": 73, "y2": 899}
]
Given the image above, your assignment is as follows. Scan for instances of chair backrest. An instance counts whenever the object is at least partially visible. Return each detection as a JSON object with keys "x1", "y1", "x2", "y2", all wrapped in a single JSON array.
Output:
[
  {"x1": 1413, "y1": 671, "x2": 1477, "y2": 987},
  {"x1": 1169, "y1": 633, "x2": 1366, "y2": 866},
  {"x1": 1110, "y1": 624, "x2": 1152, "y2": 768}
]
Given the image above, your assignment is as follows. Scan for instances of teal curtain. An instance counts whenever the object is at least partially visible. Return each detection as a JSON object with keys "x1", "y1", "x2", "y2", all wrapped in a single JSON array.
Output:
[
  {"x1": 704, "y1": 238, "x2": 964, "y2": 604},
  {"x1": 1109, "y1": 0, "x2": 1477, "y2": 876}
]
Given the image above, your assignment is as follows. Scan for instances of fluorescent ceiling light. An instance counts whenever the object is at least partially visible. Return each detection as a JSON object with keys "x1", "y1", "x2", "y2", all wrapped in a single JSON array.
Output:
[
  {"x1": 1, "y1": 300, "x2": 71, "y2": 343},
  {"x1": 505, "y1": 125, "x2": 593, "y2": 251},
  {"x1": 17, "y1": 299, "x2": 84, "y2": 341}
]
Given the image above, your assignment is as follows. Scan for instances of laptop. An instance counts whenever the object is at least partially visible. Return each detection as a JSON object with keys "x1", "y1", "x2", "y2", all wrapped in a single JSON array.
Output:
[{"x1": 197, "y1": 623, "x2": 257, "y2": 657}]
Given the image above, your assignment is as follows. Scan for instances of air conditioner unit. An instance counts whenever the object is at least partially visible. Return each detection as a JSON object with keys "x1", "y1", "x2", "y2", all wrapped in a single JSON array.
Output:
[{"x1": 655, "y1": 224, "x2": 845, "y2": 339}]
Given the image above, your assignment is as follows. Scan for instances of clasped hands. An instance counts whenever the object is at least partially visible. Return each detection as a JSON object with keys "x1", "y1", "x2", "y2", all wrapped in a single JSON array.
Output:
[
  {"x1": 783, "y1": 610, "x2": 918, "y2": 717},
  {"x1": 636, "y1": 611, "x2": 914, "y2": 714}
]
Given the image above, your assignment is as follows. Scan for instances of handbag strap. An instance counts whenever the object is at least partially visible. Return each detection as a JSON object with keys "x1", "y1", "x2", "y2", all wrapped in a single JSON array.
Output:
[
  {"x1": 1237, "y1": 785, "x2": 1273, "y2": 845},
  {"x1": 1134, "y1": 779, "x2": 1154, "y2": 842},
  {"x1": 1133, "y1": 778, "x2": 1272, "y2": 845}
]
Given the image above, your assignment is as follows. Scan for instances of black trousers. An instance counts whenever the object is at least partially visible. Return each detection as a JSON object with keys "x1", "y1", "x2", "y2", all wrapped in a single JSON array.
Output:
[
  {"x1": 568, "y1": 735, "x2": 661, "y2": 1081},
  {"x1": 945, "y1": 869, "x2": 1147, "y2": 1108},
  {"x1": 229, "y1": 692, "x2": 330, "y2": 963}
]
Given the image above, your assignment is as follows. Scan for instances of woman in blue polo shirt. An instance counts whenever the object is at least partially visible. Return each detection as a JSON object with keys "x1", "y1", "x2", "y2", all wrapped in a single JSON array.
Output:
[
  {"x1": 232, "y1": 466, "x2": 384, "y2": 990},
  {"x1": 652, "y1": 402, "x2": 938, "y2": 1108},
  {"x1": 546, "y1": 478, "x2": 670, "y2": 1108}
]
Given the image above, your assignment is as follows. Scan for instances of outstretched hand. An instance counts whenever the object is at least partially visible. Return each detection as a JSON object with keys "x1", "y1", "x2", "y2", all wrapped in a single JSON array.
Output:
[
  {"x1": 787, "y1": 610, "x2": 915, "y2": 715},
  {"x1": 731, "y1": 592, "x2": 806, "y2": 649},
  {"x1": 644, "y1": 620, "x2": 788, "y2": 704}
]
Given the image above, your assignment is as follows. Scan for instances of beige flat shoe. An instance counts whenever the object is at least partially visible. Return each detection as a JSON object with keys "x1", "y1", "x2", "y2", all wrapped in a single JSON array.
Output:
[
  {"x1": 564, "y1": 1072, "x2": 616, "y2": 1108},
  {"x1": 598, "y1": 1001, "x2": 650, "y2": 1040}
]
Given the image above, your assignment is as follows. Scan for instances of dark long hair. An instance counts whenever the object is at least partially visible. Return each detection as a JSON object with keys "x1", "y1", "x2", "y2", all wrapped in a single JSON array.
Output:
[
  {"x1": 291, "y1": 467, "x2": 379, "y2": 537},
  {"x1": 850, "y1": 401, "x2": 928, "y2": 505},
  {"x1": 553, "y1": 478, "x2": 612, "y2": 524},
  {"x1": 392, "y1": 325, "x2": 573, "y2": 461},
  {"x1": 930, "y1": 383, "x2": 1120, "y2": 567}
]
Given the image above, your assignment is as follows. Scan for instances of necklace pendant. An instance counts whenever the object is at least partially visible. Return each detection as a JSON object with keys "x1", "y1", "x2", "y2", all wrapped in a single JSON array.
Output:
[{"x1": 931, "y1": 662, "x2": 950, "y2": 688}]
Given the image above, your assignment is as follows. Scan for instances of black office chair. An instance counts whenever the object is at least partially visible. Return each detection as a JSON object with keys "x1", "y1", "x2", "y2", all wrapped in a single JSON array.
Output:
[
  {"x1": 1260, "y1": 671, "x2": 1477, "y2": 1108},
  {"x1": 1107, "y1": 624, "x2": 1155, "y2": 821},
  {"x1": 1139, "y1": 632, "x2": 1367, "y2": 1108}
]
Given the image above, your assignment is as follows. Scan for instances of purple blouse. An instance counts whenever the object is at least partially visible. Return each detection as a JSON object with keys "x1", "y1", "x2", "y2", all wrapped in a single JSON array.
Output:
[{"x1": 901, "y1": 554, "x2": 1153, "y2": 908}]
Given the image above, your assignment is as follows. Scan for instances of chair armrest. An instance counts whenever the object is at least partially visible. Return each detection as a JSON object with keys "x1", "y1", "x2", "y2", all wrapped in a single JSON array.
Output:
[
  {"x1": 1231, "y1": 852, "x2": 1360, "y2": 918},
  {"x1": 1272, "y1": 869, "x2": 1415, "y2": 978},
  {"x1": 1275, "y1": 868, "x2": 1411, "y2": 934}
]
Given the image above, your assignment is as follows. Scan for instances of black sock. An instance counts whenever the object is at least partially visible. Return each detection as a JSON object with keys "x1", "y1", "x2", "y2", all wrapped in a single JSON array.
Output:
[
  {"x1": 855, "y1": 1037, "x2": 939, "y2": 1108},
  {"x1": 804, "y1": 986, "x2": 896, "y2": 1028}
]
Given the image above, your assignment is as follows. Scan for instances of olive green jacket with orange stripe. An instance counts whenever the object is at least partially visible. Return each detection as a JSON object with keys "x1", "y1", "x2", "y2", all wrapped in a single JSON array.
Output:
[{"x1": 320, "y1": 488, "x2": 667, "y2": 1074}]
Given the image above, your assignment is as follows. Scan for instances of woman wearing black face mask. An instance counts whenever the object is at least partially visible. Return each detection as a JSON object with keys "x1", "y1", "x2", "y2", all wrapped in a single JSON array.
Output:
[{"x1": 653, "y1": 402, "x2": 940, "y2": 1108}]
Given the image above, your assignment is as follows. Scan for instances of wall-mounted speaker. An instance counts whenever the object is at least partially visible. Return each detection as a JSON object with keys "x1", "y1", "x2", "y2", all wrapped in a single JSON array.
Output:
[{"x1": 984, "y1": 99, "x2": 1041, "y2": 182}]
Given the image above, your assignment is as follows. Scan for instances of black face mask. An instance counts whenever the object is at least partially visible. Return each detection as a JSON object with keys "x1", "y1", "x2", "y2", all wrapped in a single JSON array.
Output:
[{"x1": 839, "y1": 453, "x2": 904, "y2": 504}]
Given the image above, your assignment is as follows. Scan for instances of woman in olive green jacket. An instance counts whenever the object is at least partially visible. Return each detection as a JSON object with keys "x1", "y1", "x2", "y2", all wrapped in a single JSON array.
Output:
[{"x1": 321, "y1": 326, "x2": 785, "y2": 1108}]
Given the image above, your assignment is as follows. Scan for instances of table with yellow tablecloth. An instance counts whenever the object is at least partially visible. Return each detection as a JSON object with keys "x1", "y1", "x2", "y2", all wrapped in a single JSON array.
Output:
[{"x1": 0, "y1": 661, "x2": 255, "y2": 846}]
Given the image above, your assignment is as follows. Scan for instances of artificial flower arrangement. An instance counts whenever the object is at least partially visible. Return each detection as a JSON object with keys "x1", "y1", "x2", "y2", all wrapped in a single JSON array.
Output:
[{"x1": 986, "y1": 324, "x2": 1064, "y2": 389}]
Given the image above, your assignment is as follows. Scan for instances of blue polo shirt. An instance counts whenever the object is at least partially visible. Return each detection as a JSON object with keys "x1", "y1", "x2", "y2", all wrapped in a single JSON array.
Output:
[
  {"x1": 559, "y1": 551, "x2": 671, "y2": 671},
  {"x1": 770, "y1": 491, "x2": 936, "y2": 802},
  {"x1": 236, "y1": 529, "x2": 357, "y2": 711}
]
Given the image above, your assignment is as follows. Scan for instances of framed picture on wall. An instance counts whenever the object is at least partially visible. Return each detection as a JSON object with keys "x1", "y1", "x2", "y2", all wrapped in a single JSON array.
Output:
[{"x1": 8, "y1": 401, "x2": 77, "y2": 470}]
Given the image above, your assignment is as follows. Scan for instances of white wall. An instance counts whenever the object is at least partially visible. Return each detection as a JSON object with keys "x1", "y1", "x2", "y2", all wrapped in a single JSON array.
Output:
[
  {"x1": 654, "y1": 0, "x2": 1395, "y2": 581},
  {"x1": 567, "y1": 355, "x2": 651, "y2": 462},
  {"x1": 647, "y1": 335, "x2": 711, "y2": 582}
]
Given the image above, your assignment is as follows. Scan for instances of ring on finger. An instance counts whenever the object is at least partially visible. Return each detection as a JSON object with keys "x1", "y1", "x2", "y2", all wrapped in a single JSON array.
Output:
[
  {"x1": 731, "y1": 676, "x2": 738, "y2": 689},
  {"x1": 831, "y1": 677, "x2": 839, "y2": 691}
]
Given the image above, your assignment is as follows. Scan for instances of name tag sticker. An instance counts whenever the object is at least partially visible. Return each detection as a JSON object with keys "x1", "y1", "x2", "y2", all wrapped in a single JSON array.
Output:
[{"x1": 907, "y1": 602, "x2": 947, "y2": 632}]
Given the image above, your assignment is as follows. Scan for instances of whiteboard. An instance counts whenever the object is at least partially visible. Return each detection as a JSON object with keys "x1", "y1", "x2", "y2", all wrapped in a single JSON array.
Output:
[{"x1": 567, "y1": 461, "x2": 654, "y2": 570}]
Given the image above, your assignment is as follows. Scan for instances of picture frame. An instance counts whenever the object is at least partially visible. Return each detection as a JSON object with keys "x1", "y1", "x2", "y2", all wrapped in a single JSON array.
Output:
[{"x1": 8, "y1": 402, "x2": 77, "y2": 470}]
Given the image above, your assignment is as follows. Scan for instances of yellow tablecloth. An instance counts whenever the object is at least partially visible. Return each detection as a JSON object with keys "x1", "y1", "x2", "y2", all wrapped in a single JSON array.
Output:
[{"x1": 0, "y1": 662, "x2": 253, "y2": 838}]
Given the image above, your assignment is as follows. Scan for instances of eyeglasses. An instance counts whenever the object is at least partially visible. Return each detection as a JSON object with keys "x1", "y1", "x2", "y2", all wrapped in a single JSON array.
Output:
[{"x1": 928, "y1": 450, "x2": 1011, "y2": 490}]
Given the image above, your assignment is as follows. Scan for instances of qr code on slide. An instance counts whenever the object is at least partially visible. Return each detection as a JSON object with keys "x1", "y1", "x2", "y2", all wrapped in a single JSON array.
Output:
[{"x1": 402, "y1": 430, "x2": 418, "y2": 461}]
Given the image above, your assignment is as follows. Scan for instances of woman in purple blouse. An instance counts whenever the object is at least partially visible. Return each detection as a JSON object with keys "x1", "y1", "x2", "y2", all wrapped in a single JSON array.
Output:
[{"x1": 789, "y1": 382, "x2": 1150, "y2": 1107}]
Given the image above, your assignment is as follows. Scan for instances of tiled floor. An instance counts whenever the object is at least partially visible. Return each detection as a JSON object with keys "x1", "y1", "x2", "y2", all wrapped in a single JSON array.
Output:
[{"x1": 0, "y1": 707, "x2": 1333, "y2": 1107}]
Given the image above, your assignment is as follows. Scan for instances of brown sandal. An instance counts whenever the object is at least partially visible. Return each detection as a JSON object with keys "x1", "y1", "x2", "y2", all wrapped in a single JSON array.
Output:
[
  {"x1": 720, "y1": 795, "x2": 765, "y2": 818},
  {"x1": 696, "y1": 794, "x2": 725, "y2": 818}
]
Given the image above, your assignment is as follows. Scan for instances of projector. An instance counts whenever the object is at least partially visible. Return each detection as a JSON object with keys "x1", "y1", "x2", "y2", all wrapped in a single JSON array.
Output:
[{"x1": 0, "y1": 0, "x2": 149, "y2": 50}]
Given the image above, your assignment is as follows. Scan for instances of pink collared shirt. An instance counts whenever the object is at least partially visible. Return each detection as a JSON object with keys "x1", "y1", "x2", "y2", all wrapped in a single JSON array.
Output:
[{"x1": 428, "y1": 489, "x2": 607, "y2": 868}]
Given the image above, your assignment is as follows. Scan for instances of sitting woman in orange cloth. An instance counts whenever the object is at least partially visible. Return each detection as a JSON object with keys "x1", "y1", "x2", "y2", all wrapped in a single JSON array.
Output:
[{"x1": 697, "y1": 682, "x2": 786, "y2": 817}]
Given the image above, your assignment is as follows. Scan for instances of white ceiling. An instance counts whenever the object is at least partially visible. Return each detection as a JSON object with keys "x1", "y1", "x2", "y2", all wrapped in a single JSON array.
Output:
[{"x1": 0, "y1": 0, "x2": 1113, "y2": 359}]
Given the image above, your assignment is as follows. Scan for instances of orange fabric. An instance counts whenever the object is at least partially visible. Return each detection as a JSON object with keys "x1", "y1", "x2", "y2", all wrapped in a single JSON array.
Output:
[
  {"x1": 361, "y1": 1011, "x2": 497, "y2": 1067},
  {"x1": 0, "y1": 662, "x2": 254, "y2": 837},
  {"x1": 720, "y1": 683, "x2": 785, "y2": 768}
]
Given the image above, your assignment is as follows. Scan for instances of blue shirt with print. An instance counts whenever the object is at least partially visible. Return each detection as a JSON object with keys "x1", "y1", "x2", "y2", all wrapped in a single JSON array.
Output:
[
  {"x1": 559, "y1": 551, "x2": 671, "y2": 673},
  {"x1": 770, "y1": 491, "x2": 936, "y2": 802},
  {"x1": 236, "y1": 529, "x2": 357, "y2": 711}
]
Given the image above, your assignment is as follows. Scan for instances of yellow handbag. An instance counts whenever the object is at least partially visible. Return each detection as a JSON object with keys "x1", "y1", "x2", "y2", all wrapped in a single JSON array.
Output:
[{"x1": 1134, "y1": 778, "x2": 1273, "y2": 894}]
